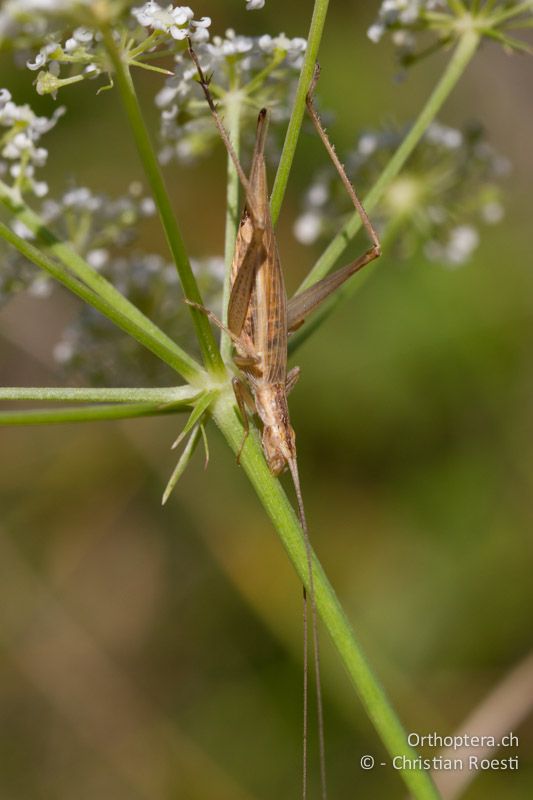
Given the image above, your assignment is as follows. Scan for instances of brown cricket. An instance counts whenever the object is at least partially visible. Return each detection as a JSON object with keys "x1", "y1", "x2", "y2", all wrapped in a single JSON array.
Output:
[{"x1": 187, "y1": 42, "x2": 381, "y2": 800}]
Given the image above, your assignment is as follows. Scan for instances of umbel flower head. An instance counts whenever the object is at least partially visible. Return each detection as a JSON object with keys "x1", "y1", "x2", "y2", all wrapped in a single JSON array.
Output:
[
  {"x1": 0, "y1": 170, "x2": 223, "y2": 384},
  {"x1": 295, "y1": 121, "x2": 509, "y2": 268},
  {"x1": 0, "y1": 88, "x2": 64, "y2": 198},
  {"x1": 368, "y1": 1, "x2": 533, "y2": 67},
  {"x1": 20, "y1": 3, "x2": 211, "y2": 97},
  {"x1": 54, "y1": 253, "x2": 224, "y2": 386},
  {"x1": 0, "y1": 1, "x2": 130, "y2": 51},
  {"x1": 157, "y1": 29, "x2": 307, "y2": 164},
  {"x1": 0, "y1": 181, "x2": 156, "y2": 304}
]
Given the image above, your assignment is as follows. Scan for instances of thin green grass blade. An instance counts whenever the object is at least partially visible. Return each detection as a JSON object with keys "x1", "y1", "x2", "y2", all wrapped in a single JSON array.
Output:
[
  {"x1": 0, "y1": 402, "x2": 182, "y2": 426},
  {"x1": 171, "y1": 389, "x2": 217, "y2": 449},
  {"x1": 162, "y1": 424, "x2": 202, "y2": 505}
]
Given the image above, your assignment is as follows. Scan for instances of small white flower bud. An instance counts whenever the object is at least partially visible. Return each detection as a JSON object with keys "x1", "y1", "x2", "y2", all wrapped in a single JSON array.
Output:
[{"x1": 294, "y1": 212, "x2": 322, "y2": 245}]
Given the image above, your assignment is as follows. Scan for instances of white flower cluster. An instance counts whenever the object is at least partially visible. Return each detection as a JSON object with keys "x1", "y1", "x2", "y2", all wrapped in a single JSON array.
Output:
[
  {"x1": 368, "y1": 1, "x2": 533, "y2": 64},
  {"x1": 246, "y1": 0, "x2": 265, "y2": 9},
  {"x1": 424, "y1": 223, "x2": 480, "y2": 267},
  {"x1": 0, "y1": 241, "x2": 37, "y2": 304},
  {"x1": 24, "y1": 3, "x2": 210, "y2": 97},
  {"x1": 27, "y1": 26, "x2": 95, "y2": 72},
  {"x1": 25, "y1": 25, "x2": 104, "y2": 96},
  {"x1": 0, "y1": 182, "x2": 157, "y2": 306},
  {"x1": 132, "y1": 2, "x2": 211, "y2": 42},
  {"x1": 294, "y1": 121, "x2": 509, "y2": 268},
  {"x1": 42, "y1": 183, "x2": 156, "y2": 261},
  {"x1": 0, "y1": 90, "x2": 67, "y2": 301},
  {"x1": 53, "y1": 253, "x2": 224, "y2": 385},
  {"x1": 0, "y1": 0, "x2": 78, "y2": 42},
  {"x1": 368, "y1": 0, "x2": 445, "y2": 43},
  {"x1": 367, "y1": 0, "x2": 450, "y2": 65},
  {"x1": 0, "y1": 88, "x2": 65, "y2": 198},
  {"x1": 0, "y1": 0, "x2": 207, "y2": 49},
  {"x1": 157, "y1": 29, "x2": 306, "y2": 164}
]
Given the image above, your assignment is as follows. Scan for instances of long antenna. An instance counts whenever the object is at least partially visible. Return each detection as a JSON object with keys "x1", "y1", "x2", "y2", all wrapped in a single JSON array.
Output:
[
  {"x1": 289, "y1": 457, "x2": 327, "y2": 800},
  {"x1": 187, "y1": 40, "x2": 265, "y2": 232},
  {"x1": 188, "y1": 40, "x2": 328, "y2": 797}
]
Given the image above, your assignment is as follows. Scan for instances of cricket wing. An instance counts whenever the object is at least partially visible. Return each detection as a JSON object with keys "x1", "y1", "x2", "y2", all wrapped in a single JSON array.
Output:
[
  {"x1": 228, "y1": 217, "x2": 264, "y2": 338},
  {"x1": 254, "y1": 228, "x2": 288, "y2": 384},
  {"x1": 228, "y1": 109, "x2": 271, "y2": 339}
]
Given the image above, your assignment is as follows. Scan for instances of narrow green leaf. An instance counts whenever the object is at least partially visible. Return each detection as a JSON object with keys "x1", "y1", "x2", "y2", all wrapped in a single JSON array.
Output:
[
  {"x1": 100, "y1": 26, "x2": 224, "y2": 376},
  {"x1": 171, "y1": 389, "x2": 217, "y2": 449},
  {"x1": 0, "y1": 402, "x2": 182, "y2": 426},
  {"x1": 489, "y1": 1, "x2": 533, "y2": 26},
  {"x1": 0, "y1": 182, "x2": 202, "y2": 382},
  {"x1": 0, "y1": 219, "x2": 200, "y2": 380},
  {"x1": 270, "y1": 0, "x2": 330, "y2": 224},
  {"x1": 0, "y1": 386, "x2": 199, "y2": 405},
  {"x1": 200, "y1": 423, "x2": 210, "y2": 470},
  {"x1": 481, "y1": 27, "x2": 533, "y2": 54},
  {"x1": 221, "y1": 85, "x2": 242, "y2": 361},
  {"x1": 162, "y1": 424, "x2": 202, "y2": 505},
  {"x1": 128, "y1": 59, "x2": 174, "y2": 76}
]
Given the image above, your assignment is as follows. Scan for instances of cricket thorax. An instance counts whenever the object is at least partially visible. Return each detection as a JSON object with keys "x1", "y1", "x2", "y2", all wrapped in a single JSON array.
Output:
[{"x1": 254, "y1": 382, "x2": 296, "y2": 475}]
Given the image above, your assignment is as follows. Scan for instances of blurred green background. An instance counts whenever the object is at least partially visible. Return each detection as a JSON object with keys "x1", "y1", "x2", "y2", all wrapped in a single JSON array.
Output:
[{"x1": 0, "y1": 2, "x2": 532, "y2": 798}]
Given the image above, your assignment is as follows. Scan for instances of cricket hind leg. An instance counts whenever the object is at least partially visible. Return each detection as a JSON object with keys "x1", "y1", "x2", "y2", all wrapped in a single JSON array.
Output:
[
  {"x1": 306, "y1": 63, "x2": 381, "y2": 257},
  {"x1": 287, "y1": 64, "x2": 381, "y2": 334}
]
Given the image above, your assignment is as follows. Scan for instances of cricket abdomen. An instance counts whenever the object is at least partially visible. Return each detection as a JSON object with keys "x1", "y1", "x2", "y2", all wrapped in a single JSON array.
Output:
[{"x1": 254, "y1": 382, "x2": 296, "y2": 476}]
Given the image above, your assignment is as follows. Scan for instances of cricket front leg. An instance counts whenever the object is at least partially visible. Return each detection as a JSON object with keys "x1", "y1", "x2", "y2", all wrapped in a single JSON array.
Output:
[
  {"x1": 232, "y1": 377, "x2": 256, "y2": 464},
  {"x1": 287, "y1": 64, "x2": 381, "y2": 333},
  {"x1": 185, "y1": 300, "x2": 260, "y2": 366}
]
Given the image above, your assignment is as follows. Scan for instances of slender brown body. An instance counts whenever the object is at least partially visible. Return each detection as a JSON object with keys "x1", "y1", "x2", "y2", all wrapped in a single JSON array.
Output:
[
  {"x1": 228, "y1": 109, "x2": 297, "y2": 477},
  {"x1": 187, "y1": 44, "x2": 380, "y2": 800}
]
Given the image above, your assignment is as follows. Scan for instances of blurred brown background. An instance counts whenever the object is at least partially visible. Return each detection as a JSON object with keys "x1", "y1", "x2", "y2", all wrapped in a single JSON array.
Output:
[{"x1": 0, "y1": 1, "x2": 532, "y2": 798}]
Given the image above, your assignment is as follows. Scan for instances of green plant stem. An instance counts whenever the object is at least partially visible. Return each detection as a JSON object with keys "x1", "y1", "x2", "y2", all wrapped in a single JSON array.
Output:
[
  {"x1": 221, "y1": 88, "x2": 242, "y2": 361},
  {"x1": 489, "y1": 0, "x2": 533, "y2": 25},
  {"x1": 0, "y1": 182, "x2": 201, "y2": 383},
  {"x1": 298, "y1": 29, "x2": 481, "y2": 293},
  {"x1": 0, "y1": 402, "x2": 182, "y2": 426},
  {"x1": 241, "y1": 51, "x2": 285, "y2": 97},
  {"x1": 0, "y1": 17, "x2": 478, "y2": 800},
  {"x1": 448, "y1": 0, "x2": 467, "y2": 14},
  {"x1": 101, "y1": 27, "x2": 224, "y2": 376},
  {"x1": 270, "y1": 0, "x2": 330, "y2": 224},
  {"x1": 0, "y1": 220, "x2": 200, "y2": 380},
  {"x1": 0, "y1": 386, "x2": 198, "y2": 404},
  {"x1": 481, "y1": 28, "x2": 533, "y2": 54},
  {"x1": 212, "y1": 390, "x2": 441, "y2": 800}
]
